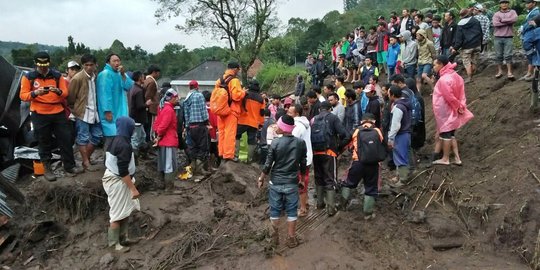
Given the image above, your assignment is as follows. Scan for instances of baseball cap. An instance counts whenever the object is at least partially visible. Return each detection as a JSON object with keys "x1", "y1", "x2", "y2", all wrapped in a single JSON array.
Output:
[
  {"x1": 377, "y1": 15, "x2": 385, "y2": 20},
  {"x1": 188, "y1": 80, "x2": 199, "y2": 89},
  {"x1": 363, "y1": 85, "x2": 375, "y2": 93},
  {"x1": 474, "y1": 3, "x2": 484, "y2": 10},
  {"x1": 227, "y1": 61, "x2": 240, "y2": 69},
  {"x1": 523, "y1": 0, "x2": 539, "y2": 3},
  {"x1": 67, "y1": 61, "x2": 80, "y2": 68},
  {"x1": 34, "y1": 51, "x2": 50, "y2": 67},
  {"x1": 499, "y1": 0, "x2": 510, "y2": 2}
]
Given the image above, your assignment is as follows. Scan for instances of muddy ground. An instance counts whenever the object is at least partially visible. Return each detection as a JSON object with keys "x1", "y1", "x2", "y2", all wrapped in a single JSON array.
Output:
[{"x1": 1, "y1": 59, "x2": 540, "y2": 270}]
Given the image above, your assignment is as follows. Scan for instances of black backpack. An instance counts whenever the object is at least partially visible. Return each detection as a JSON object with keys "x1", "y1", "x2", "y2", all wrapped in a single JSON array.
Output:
[
  {"x1": 357, "y1": 126, "x2": 386, "y2": 164},
  {"x1": 311, "y1": 113, "x2": 332, "y2": 152}
]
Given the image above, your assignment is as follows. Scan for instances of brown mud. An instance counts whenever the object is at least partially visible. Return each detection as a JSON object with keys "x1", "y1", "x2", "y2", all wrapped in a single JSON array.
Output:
[{"x1": 1, "y1": 60, "x2": 539, "y2": 269}]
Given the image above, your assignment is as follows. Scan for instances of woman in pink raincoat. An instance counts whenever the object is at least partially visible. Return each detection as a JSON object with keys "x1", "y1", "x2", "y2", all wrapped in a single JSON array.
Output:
[{"x1": 431, "y1": 55, "x2": 474, "y2": 165}]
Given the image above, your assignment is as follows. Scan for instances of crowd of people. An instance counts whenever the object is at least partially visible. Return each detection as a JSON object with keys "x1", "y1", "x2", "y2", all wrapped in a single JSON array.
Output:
[{"x1": 18, "y1": 0, "x2": 540, "y2": 252}]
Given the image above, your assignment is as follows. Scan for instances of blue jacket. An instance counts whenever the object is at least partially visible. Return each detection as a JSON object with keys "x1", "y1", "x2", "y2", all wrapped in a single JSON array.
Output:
[
  {"x1": 97, "y1": 64, "x2": 134, "y2": 136},
  {"x1": 522, "y1": 7, "x2": 539, "y2": 36},
  {"x1": 523, "y1": 27, "x2": 540, "y2": 66},
  {"x1": 387, "y1": 43, "x2": 400, "y2": 68}
]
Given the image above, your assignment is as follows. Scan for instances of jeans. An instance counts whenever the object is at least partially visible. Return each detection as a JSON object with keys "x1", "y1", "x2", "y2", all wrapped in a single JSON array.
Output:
[
  {"x1": 403, "y1": 64, "x2": 416, "y2": 79},
  {"x1": 75, "y1": 118, "x2": 103, "y2": 146},
  {"x1": 494, "y1": 37, "x2": 513, "y2": 64},
  {"x1": 268, "y1": 183, "x2": 299, "y2": 221},
  {"x1": 131, "y1": 123, "x2": 146, "y2": 150},
  {"x1": 417, "y1": 64, "x2": 433, "y2": 78},
  {"x1": 32, "y1": 112, "x2": 76, "y2": 170}
]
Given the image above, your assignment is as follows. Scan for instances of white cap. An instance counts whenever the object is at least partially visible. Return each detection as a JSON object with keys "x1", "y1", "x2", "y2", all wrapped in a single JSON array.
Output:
[
  {"x1": 67, "y1": 60, "x2": 80, "y2": 68},
  {"x1": 474, "y1": 3, "x2": 484, "y2": 10}
]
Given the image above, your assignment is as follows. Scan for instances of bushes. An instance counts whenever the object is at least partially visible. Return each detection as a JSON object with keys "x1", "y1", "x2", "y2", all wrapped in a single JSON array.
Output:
[{"x1": 255, "y1": 62, "x2": 309, "y2": 96}]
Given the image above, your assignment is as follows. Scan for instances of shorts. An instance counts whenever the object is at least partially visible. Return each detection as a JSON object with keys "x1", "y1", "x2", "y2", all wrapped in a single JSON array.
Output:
[
  {"x1": 461, "y1": 47, "x2": 481, "y2": 68},
  {"x1": 377, "y1": 51, "x2": 388, "y2": 64},
  {"x1": 439, "y1": 130, "x2": 456, "y2": 140},
  {"x1": 268, "y1": 183, "x2": 299, "y2": 221},
  {"x1": 75, "y1": 119, "x2": 103, "y2": 146},
  {"x1": 298, "y1": 165, "x2": 310, "y2": 194},
  {"x1": 494, "y1": 37, "x2": 513, "y2": 64},
  {"x1": 417, "y1": 64, "x2": 432, "y2": 78}
]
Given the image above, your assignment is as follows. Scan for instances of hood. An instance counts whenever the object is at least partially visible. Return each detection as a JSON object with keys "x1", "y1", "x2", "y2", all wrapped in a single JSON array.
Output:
[
  {"x1": 400, "y1": 30, "x2": 412, "y2": 42},
  {"x1": 394, "y1": 98, "x2": 411, "y2": 110},
  {"x1": 104, "y1": 63, "x2": 118, "y2": 73},
  {"x1": 458, "y1": 17, "x2": 474, "y2": 27},
  {"x1": 439, "y1": 62, "x2": 458, "y2": 76},
  {"x1": 116, "y1": 116, "x2": 135, "y2": 138},
  {"x1": 417, "y1": 29, "x2": 427, "y2": 43},
  {"x1": 295, "y1": 116, "x2": 310, "y2": 129}
]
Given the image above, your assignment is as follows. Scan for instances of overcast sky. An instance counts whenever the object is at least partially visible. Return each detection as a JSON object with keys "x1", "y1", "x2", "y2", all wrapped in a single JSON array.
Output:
[{"x1": 0, "y1": 0, "x2": 337, "y2": 53}]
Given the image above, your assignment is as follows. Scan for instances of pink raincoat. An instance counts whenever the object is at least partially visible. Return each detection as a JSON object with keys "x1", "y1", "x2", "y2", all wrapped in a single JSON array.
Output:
[{"x1": 432, "y1": 63, "x2": 474, "y2": 133}]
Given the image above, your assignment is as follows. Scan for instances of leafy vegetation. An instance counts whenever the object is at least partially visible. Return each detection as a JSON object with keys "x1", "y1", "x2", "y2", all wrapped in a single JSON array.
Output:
[{"x1": 256, "y1": 62, "x2": 307, "y2": 95}]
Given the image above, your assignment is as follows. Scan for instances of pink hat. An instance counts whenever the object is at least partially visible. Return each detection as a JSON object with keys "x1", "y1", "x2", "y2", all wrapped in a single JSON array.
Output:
[
  {"x1": 277, "y1": 115, "x2": 295, "y2": 133},
  {"x1": 284, "y1": 97, "x2": 293, "y2": 105},
  {"x1": 363, "y1": 84, "x2": 375, "y2": 92}
]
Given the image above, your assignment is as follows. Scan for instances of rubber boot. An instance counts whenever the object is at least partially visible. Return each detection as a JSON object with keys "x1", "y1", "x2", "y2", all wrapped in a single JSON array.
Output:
[
  {"x1": 164, "y1": 172, "x2": 176, "y2": 190},
  {"x1": 269, "y1": 221, "x2": 279, "y2": 247},
  {"x1": 198, "y1": 159, "x2": 211, "y2": 176},
  {"x1": 398, "y1": 166, "x2": 410, "y2": 184},
  {"x1": 326, "y1": 189, "x2": 337, "y2": 216},
  {"x1": 234, "y1": 140, "x2": 241, "y2": 162},
  {"x1": 363, "y1": 196, "x2": 376, "y2": 220},
  {"x1": 107, "y1": 227, "x2": 130, "y2": 252},
  {"x1": 43, "y1": 161, "x2": 57, "y2": 182},
  {"x1": 247, "y1": 144, "x2": 257, "y2": 163},
  {"x1": 315, "y1": 185, "x2": 326, "y2": 209},
  {"x1": 340, "y1": 187, "x2": 351, "y2": 211},
  {"x1": 119, "y1": 220, "x2": 139, "y2": 246}
]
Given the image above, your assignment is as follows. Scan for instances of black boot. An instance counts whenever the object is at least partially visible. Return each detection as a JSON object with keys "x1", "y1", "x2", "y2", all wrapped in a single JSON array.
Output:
[{"x1": 43, "y1": 161, "x2": 57, "y2": 182}]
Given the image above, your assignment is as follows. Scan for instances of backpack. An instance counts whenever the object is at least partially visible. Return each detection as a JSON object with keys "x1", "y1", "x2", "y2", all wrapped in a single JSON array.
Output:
[
  {"x1": 409, "y1": 93, "x2": 423, "y2": 126},
  {"x1": 356, "y1": 126, "x2": 386, "y2": 164},
  {"x1": 310, "y1": 113, "x2": 332, "y2": 152},
  {"x1": 210, "y1": 75, "x2": 234, "y2": 116}
]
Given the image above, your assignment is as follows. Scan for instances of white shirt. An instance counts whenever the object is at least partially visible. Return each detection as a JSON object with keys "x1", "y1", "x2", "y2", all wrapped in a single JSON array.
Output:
[
  {"x1": 82, "y1": 70, "x2": 99, "y2": 124},
  {"x1": 400, "y1": 17, "x2": 409, "y2": 33}
]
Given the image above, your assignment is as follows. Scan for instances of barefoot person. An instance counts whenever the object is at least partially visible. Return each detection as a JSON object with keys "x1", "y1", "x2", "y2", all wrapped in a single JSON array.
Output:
[
  {"x1": 431, "y1": 55, "x2": 474, "y2": 166},
  {"x1": 258, "y1": 114, "x2": 307, "y2": 248},
  {"x1": 103, "y1": 116, "x2": 140, "y2": 252}
]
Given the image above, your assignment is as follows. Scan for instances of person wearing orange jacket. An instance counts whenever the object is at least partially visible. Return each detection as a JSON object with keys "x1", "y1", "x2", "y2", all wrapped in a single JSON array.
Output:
[
  {"x1": 216, "y1": 62, "x2": 246, "y2": 162},
  {"x1": 236, "y1": 80, "x2": 265, "y2": 162},
  {"x1": 20, "y1": 51, "x2": 83, "y2": 181}
]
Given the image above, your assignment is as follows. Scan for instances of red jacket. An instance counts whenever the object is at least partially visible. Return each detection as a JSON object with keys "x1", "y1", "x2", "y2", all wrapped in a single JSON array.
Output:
[
  {"x1": 153, "y1": 102, "x2": 178, "y2": 147},
  {"x1": 206, "y1": 102, "x2": 218, "y2": 141}
]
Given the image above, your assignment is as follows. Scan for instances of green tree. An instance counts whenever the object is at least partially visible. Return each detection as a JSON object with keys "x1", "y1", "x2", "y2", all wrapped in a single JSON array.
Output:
[
  {"x1": 153, "y1": 0, "x2": 279, "y2": 82},
  {"x1": 343, "y1": 0, "x2": 359, "y2": 11},
  {"x1": 11, "y1": 45, "x2": 36, "y2": 67}
]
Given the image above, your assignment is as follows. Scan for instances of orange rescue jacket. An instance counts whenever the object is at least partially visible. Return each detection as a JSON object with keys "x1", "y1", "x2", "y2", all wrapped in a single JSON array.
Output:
[
  {"x1": 238, "y1": 91, "x2": 265, "y2": 128},
  {"x1": 20, "y1": 70, "x2": 68, "y2": 115},
  {"x1": 215, "y1": 70, "x2": 245, "y2": 117}
]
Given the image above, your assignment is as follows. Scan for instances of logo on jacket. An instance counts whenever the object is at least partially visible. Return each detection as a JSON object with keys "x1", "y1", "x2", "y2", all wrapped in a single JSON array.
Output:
[{"x1": 33, "y1": 81, "x2": 40, "y2": 89}]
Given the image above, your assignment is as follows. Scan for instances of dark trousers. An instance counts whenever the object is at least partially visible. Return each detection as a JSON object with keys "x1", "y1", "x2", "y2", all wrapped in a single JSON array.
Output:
[
  {"x1": 313, "y1": 154, "x2": 337, "y2": 190},
  {"x1": 144, "y1": 113, "x2": 155, "y2": 142},
  {"x1": 236, "y1": 125, "x2": 257, "y2": 145},
  {"x1": 187, "y1": 123, "x2": 209, "y2": 161},
  {"x1": 32, "y1": 112, "x2": 76, "y2": 170},
  {"x1": 342, "y1": 161, "x2": 379, "y2": 197}
]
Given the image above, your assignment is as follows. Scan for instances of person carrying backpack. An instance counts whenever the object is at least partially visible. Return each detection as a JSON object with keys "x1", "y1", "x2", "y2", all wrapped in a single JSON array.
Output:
[
  {"x1": 210, "y1": 62, "x2": 246, "y2": 165},
  {"x1": 311, "y1": 101, "x2": 351, "y2": 216},
  {"x1": 340, "y1": 113, "x2": 385, "y2": 219}
]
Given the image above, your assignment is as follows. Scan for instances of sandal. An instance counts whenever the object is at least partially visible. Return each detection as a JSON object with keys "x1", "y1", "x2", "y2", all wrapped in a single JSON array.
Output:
[
  {"x1": 495, "y1": 73, "x2": 503, "y2": 79},
  {"x1": 432, "y1": 159, "x2": 450, "y2": 166},
  {"x1": 507, "y1": 74, "x2": 515, "y2": 80},
  {"x1": 297, "y1": 208, "x2": 308, "y2": 217}
]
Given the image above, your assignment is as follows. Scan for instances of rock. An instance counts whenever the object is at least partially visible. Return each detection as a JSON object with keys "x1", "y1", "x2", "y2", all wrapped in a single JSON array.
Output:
[
  {"x1": 407, "y1": 210, "x2": 426, "y2": 224},
  {"x1": 432, "y1": 238, "x2": 465, "y2": 251},
  {"x1": 99, "y1": 253, "x2": 114, "y2": 266},
  {"x1": 427, "y1": 216, "x2": 462, "y2": 238}
]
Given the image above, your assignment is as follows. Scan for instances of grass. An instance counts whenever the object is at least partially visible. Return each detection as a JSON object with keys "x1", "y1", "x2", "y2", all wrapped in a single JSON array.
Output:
[{"x1": 255, "y1": 62, "x2": 309, "y2": 96}]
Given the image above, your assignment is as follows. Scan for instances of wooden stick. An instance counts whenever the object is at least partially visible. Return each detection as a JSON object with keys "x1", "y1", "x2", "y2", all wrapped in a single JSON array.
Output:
[
  {"x1": 406, "y1": 169, "x2": 430, "y2": 186},
  {"x1": 412, "y1": 170, "x2": 434, "y2": 211},
  {"x1": 481, "y1": 149, "x2": 504, "y2": 161},
  {"x1": 425, "y1": 178, "x2": 446, "y2": 209},
  {"x1": 527, "y1": 168, "x2": 540, "y2": 185}
]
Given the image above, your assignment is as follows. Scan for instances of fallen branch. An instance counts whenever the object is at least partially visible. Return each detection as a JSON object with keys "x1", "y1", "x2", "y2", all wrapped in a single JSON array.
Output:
[
  {"x1": 390, "y1": 193, "x2": 402, "y2": 205},
  {"x1": 531, "y1": 228, "x2": 540, "y2": 270},
  {"x1": 406, "y1": 169, "x2": 430, "y2": 186},
  {"x1": 527, "y1": 168, "x2": 540, "y2": 185},
  {"x1": 481, "y1": 149, "x2": 504, "y2": 161},
  {"x1": 425, "y1": 178, "x2": 446, "y2": 209},
  {"x1": 411, "y1": 170, "x2": 434, "y2": 211}
]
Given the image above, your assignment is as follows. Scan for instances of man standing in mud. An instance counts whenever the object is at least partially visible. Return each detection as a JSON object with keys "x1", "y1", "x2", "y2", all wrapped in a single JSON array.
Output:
[
  {"x1": 20, "y1": 51, "x2": 83, "y2": 181},
  {"x1": 259, "y1": 114, "x2": 307, "y2": 248}
]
